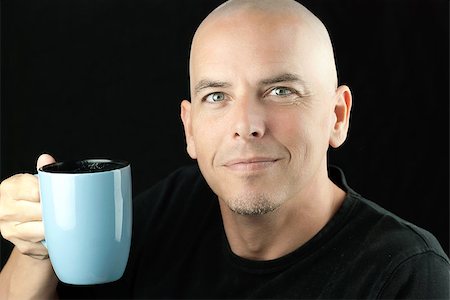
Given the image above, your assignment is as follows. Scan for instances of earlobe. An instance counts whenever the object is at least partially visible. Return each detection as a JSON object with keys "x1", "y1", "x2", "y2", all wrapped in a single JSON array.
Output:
[
  {"x1": 180, "y1": 100, "x2": 198, "y2": 159},
  {"x1": 329, "y1": 85, "x2": 352, "y2": 148}
]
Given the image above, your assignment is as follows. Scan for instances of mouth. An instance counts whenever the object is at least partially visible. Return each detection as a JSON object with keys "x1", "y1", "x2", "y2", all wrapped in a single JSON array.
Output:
[{"x1": 223, "y1": 157, "x2": 280, "y2": 172}]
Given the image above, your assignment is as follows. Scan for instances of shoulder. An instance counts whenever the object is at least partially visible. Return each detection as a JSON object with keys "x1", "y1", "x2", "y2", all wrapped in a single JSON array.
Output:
[
  {"x1": 328, "y1": 166, "x2": 449, "y2": 298},
  {"x1": 329, "y1": 166, "x2": 447, "y2": 261},
  {"x1": 353, "y1": 193, "x2": 447, "y2": 260},
  {"x1": 345, "y1": 192, "x2": 449, "y2": 298},
  {"x1": 377, "y1": 245, "x2": 450, "y2": 299}
]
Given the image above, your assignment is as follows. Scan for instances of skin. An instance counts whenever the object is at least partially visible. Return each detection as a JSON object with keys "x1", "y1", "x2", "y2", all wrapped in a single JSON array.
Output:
[
  {"x1": 181, "y1": 0, "x2": 352, "y2": 260},
  {"x1": 0, "y1": 0, "x2": 352, "y2": 297},
  {"x1": 0, "y1": 154, "x2": 58, "y2": 299}
]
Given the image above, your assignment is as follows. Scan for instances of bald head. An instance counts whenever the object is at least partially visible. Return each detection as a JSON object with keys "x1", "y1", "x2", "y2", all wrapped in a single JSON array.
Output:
[
  {"x1": 206, "y1": 0, "x2": 324, "y2": 29},
  {"x1": 190, "y1": 0, "x2": 338, "y2": 95}
]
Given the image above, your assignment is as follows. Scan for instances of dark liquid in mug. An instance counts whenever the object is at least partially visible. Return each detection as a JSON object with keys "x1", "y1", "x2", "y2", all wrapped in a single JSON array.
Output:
[{"x1": 40, "y1": 159, "x2": 129, "y2": 174}]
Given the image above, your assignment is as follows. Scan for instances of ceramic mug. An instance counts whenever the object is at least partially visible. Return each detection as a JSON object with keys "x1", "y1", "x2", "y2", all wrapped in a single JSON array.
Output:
[{"x1": 37, "y1": 159, "x2": 132, "y2": 285}]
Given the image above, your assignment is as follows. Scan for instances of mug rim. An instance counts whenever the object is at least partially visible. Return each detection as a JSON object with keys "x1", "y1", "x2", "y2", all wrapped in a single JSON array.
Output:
[{"x1": 38, "y1": 159, "x2": 130, "y2": 174}]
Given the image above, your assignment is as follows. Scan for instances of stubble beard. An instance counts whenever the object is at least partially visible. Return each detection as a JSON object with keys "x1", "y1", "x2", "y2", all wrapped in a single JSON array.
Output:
[{"x1": 225, "y1": 191, "x2": 285, "y2": 216}]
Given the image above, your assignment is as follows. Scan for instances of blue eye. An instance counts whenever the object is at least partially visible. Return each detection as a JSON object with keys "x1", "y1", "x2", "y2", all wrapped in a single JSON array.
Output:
[
  {"x1": 270, "y1": 87, "x2": 293, "y2": 96},
  {"x1": 205, "y1": 92, "x2": 226, "y2": 102}
]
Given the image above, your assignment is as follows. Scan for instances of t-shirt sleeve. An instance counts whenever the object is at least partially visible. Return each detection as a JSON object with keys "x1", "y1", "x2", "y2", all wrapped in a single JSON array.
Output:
[{"x1": 377, "y1": 251, "x2": 450, "y2": 299}]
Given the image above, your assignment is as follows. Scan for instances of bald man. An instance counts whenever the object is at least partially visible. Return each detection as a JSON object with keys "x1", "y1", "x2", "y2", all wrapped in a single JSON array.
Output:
[{"x1": 1, "y1": 0, "x2": 449, "y2": 299}]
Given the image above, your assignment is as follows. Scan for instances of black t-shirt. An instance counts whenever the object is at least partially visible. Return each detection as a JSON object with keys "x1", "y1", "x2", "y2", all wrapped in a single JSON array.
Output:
[{"x1": 58, "y1": 165, "x2": 450, "y2": 299}]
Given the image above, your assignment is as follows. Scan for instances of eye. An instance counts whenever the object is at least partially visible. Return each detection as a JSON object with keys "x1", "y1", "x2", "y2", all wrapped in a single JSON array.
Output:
[
  {"x1": 264, "y1": 86, "x2": 303, "y2": 105},
  {"x1": 204, "y1": 92, "x2": 226, "y2": 103},
  {"x1": 269, "y1": 87, "x2": 294, "y2": 96}
]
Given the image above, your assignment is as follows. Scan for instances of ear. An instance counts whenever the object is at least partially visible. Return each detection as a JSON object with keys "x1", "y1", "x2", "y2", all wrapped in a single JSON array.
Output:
[
  {"x1": 329, "y1": 85, "x2": 352, "y2": 148},
  {"x1": 180, "y1": 100, "x2": 198, "y2": 159}
]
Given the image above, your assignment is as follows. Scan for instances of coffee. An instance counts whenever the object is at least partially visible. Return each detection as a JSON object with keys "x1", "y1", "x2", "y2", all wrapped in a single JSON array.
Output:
[{"x1": 40, "y1": 159, "x2": 128, "y2": 174}]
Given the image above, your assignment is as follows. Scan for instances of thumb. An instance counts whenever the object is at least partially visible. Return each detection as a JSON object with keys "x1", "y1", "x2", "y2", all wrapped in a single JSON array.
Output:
[{"x1": 36, "y1": 153, "x2": 57, "y2": 170}]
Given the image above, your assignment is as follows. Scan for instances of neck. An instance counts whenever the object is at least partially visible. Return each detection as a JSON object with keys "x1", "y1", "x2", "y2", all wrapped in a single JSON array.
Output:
[{"x1": 218, "y1": 168, "x2": 346, "y2": 261}]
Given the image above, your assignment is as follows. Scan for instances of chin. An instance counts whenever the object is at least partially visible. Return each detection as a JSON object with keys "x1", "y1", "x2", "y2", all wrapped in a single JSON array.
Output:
[
  {"x1": 229, "y1": 204, "x2": 279, "y2": 216},
  {"x1": 223, "y1": 190, "x2": 286, "y2": 216}
]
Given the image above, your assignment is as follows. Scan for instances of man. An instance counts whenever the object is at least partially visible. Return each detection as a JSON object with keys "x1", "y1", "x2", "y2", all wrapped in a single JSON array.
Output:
[{"x1": 0, "y1": 0, "x2": 448, "y2": 299}]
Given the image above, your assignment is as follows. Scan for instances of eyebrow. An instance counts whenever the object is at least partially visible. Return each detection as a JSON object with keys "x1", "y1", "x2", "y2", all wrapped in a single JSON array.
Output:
[
  {"x1": 259, "y1": 73, "x2": 307, "y2": 86},
  {"x1": 260, "y1": 73, "x2": 311, "y2": 95},
  {"x1": 194, "y1": 80, "x2": 231, "y2": 95}
]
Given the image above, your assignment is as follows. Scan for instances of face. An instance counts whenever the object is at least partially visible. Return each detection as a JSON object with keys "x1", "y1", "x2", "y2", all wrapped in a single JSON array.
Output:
[{"x1": 182, "y1": 12, "x2": 349, "y2": 215}]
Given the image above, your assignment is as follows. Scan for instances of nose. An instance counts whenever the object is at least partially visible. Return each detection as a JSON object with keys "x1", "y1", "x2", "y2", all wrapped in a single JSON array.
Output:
[{"x1": 231, "y1": 97, "x2": 266, "y2": 140}]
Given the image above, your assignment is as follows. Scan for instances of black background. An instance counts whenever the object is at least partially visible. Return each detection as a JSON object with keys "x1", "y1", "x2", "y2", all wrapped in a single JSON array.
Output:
[{"x1": 1, "y1": 0, "x2": 448, "y2": 268}]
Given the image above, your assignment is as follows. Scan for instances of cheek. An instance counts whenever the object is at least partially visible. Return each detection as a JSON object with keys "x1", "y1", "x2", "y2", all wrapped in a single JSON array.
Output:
[
  {"x1": 191, "y1": 116, "x2": 223, "y2": 162},
  {"x1": 270, "y1": 109, "x2": 331, "y2": 156},
  {"x1": 269, "y1": 109, "x2": 311, "y2": 140}
]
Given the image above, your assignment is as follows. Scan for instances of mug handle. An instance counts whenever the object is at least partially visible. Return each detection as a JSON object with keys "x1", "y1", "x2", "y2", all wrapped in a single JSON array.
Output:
[{"x1": 34, "y1": 173, "x2": 48, "y2": 249}]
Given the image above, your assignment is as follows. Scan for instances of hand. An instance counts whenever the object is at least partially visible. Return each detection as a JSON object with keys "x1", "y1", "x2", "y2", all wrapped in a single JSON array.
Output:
[{"x1": 0, "y1": 154, "x2": 56, "y2": 260}]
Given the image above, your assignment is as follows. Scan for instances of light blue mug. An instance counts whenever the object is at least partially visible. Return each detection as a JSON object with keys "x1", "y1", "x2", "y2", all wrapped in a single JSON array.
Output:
[{"x1": 37, "y1": 159, "x2": 132, "y2": 285}]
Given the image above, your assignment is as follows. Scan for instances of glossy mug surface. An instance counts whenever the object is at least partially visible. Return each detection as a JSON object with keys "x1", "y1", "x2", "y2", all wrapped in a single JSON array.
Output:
[{"x1": 38, "y1": 159, "x2": 132, "y2": 285}]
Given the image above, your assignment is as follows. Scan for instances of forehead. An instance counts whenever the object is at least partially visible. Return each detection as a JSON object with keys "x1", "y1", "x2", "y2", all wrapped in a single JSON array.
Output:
[{"x1": 190, "y1": 12, "x2": 325, "y2": 89}]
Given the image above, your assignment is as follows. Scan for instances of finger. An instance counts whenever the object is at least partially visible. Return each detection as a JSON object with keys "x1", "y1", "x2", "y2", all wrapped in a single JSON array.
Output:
[
  {"x1": 0, "y1": 173, "x2": 40, "y2": 202},
  {"x1": 1, "y1": 220, "x2": 44, "y2": 243},
  {"x1": 36, "y1": 154, "x2": 56, "y2": 170},
  {"x1": 14, "y1": 220, "x2": 45, "y2": 243},
  {"x1": 13, "y1": 239, "x2": 49, "y2": 259},
  {"x1": 0, "y1": 200, "x2": 42, "y2": 222}
]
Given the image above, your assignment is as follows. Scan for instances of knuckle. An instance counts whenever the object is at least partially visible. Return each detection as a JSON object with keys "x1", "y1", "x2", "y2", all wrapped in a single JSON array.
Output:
[
  {"x1": 16, "y1": 242, "x2": 31, "y2": 255},
  {"x1": 0, "y1": 223, "x2": 14, "y2": 240},
  {"x1": 0, "y1": 205, "x2": 7, "y2": 220},
  {"x1": 0, "y1": 178, "x2": 10, "y2": 196},
  {"x1": 0, "y1": 202, "x2": 15, "y2": 221},
  {"x1": 3, "y1": 174, "x2": 26, "y2": 188},
  {"x1": 0, "y1": 173, "x2": 40, "y2": 203},
  {"x1": 0, "y1": 174, "x2": 21, "y2": 194}
]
